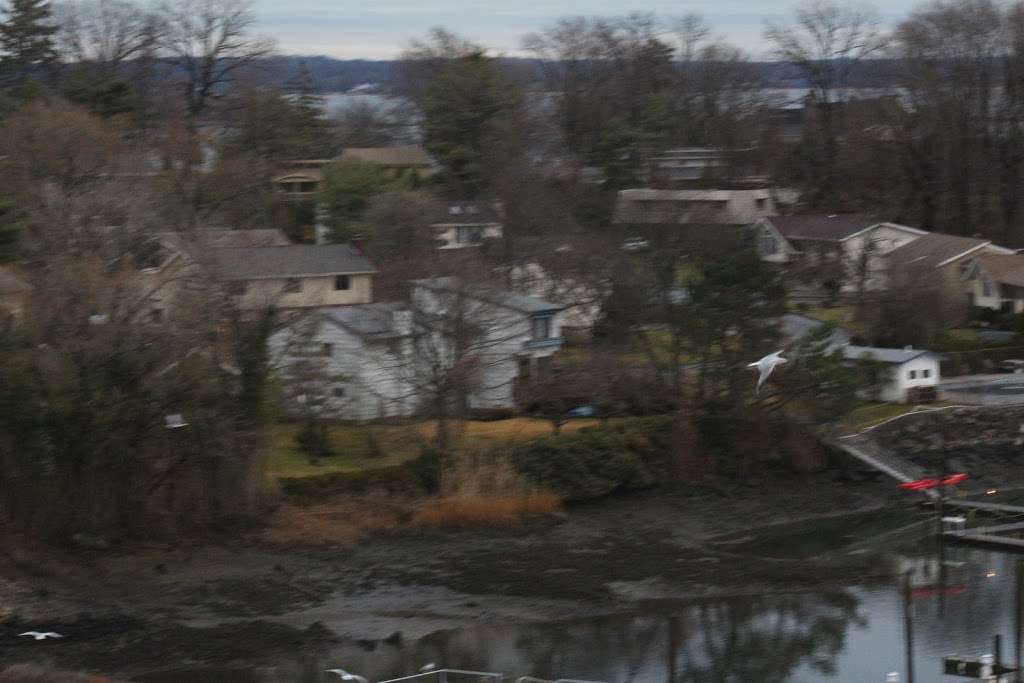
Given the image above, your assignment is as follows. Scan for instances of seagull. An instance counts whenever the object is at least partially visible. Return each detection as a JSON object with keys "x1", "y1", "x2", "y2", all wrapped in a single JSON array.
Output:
[
  {"x1": 19, "y1": 631, "x2": 63, "y2": 640},
  {"x1": 324, "y1": 669, "x2": 368, "y2": 683},
  {"x1": 420, "y1": 663, "x2": 438, "y2": 672},
  {"x1": 748, "y1": 350, "x2": 787, "y2": 393}
]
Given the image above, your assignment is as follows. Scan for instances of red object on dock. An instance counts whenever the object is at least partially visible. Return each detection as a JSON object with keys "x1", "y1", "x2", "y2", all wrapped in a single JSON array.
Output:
[{"x1": 898, "y1": 473, "x2": 969, "y2": 490}]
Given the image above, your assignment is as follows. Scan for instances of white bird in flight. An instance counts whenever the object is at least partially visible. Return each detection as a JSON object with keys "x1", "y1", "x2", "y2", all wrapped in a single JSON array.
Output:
[
  {"x1": 421, "y1": 663, "x2": 438, "y2": 672},
  {"x1": 748, "y1": 350, "x2": 787, "y2": 393},
  {"x1": 324, "y1": 669, "x2": 368, "y2": 682},
  {"x1": 19, "y1": 631, "x2": 63, "y2": 640}
]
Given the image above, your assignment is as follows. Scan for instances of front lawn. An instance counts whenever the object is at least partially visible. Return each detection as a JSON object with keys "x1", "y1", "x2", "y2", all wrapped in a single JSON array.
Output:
[{"x1": 270, "y1": 417, "x2": 602, "y2": 478}]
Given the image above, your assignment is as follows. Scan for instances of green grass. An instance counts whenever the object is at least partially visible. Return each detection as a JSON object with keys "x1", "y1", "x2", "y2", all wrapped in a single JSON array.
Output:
[{"x1": 270, "y1": 418, "x2": 602, "y2": 479}]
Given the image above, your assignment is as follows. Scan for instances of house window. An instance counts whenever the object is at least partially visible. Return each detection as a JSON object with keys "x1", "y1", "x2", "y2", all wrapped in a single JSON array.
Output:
[
  {"x1": 321, "y1": 343, "x2": 333, "y2": 357},
  {"x1": 334, "y1": 275, "x2": 350, "y2": 291},
  {"x1": 449, "y1": 205, "x2": 463, "y2": 215},
  {"x1": 908, "y1": 370, "x2": 917, "y2": 380},
  {"x1": 923, "y1": 369, "x2": 931, "y2": 379},
  {"x1": 517, "y1": 357, "x2": 531, "y2": 379},
  {"x1": 759, "y1": 232, "x2": 778, "y2": 255},
  {"x1": 537, "y1": 356, "x2": 553, "y2": 376},
  {"x1": 284, "y1": 278, "x2": 302, "y2": 294},
  {"x1": 299, "y1": 182, "x2": 316, "y2": 193},
  {"x1": 755, "y1": 198, "x2": 767, "y2": 210},
  {"x1": 983, "y1": 278, "x2": 994, "y2": 297},
  {"x1": 531, "y1": 315, "x2": 552, "y2": 340},
  {"x1": 456, "y1": 226, "x2": 483, "y2": 245},
  {"x1": 333, "y1": 386, "x2": 346, "y2": 398}
]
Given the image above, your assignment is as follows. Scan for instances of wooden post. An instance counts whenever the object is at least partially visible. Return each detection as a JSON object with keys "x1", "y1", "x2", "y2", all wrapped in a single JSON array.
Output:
[
  {"x1": 1016, "y1": 560, "x2": 1022, "y2": 683},
  {"x1": 904, "y1": 571, "x2": 915, "y2": 683},
  {"x1": 996, "y1": 634, "x2": 1003, "y2": 682}
]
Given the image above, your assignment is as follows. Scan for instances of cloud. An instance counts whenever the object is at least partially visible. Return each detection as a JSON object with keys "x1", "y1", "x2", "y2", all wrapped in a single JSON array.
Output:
[{"x1": 253, "y1": 0, "x2": 920, "y2": 59}]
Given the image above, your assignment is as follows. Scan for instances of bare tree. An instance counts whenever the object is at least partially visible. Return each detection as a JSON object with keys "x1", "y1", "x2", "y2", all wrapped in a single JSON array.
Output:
[
  {"x1": 156, "y1": 0, "x2": 273, "y2": 123},
  {"x1": 55, "y1": 0, "x2": 161, "y2": 77},
  {"x1": 766, "y1": 1, "x2": 886, "y2": 204}
]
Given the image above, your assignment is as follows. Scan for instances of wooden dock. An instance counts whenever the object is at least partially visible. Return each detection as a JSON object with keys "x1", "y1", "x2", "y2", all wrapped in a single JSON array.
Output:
[{"x1": 942, "y1": 499, "x2": 1024, "y2": 553}]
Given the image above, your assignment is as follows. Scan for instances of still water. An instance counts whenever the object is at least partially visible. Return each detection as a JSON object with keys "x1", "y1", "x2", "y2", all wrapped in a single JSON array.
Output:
[{"x1": 141, "y1": 535, "x2": 1024, "y2": 682}]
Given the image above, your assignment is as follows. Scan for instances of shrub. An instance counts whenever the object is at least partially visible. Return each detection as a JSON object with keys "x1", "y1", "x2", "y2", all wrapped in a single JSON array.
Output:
[
  {"x1": 295, "y1": 421, "x2": 335, "y2": 461},
  {"x1": 510, "y1": 416, "x2": 674, "y2": 500},
  {"x1": 407, "y1": 444, "x2": 442, "y2": 493},
  {"x1": 412, "y1": 494, "x2": 562, "y2": 528},
  {"x1": 278, "y1": 465, "x2": 420, "y2": 499}
]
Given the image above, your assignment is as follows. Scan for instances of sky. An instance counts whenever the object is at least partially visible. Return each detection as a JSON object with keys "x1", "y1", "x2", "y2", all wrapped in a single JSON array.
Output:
[{"x1": 252, "y1": 0, "x2": 922, "y2": 60}]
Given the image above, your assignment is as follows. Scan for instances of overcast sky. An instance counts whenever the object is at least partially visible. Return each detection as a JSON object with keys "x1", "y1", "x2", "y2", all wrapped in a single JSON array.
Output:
[{"x1": 252, "y1": 0, "x2": 922, "y2": 60}]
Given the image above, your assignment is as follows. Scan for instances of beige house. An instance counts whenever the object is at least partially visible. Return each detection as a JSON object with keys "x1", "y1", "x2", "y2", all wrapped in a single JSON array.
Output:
[
  {"x1": 0, "y1": 266, "x2": 32, "y2": 318},
  {"x1": 138, "y1": 229, "x2": 374, "y2": 318},
  {"x1": 337, "y1": 146, "x2": 436, "y2": 179},
  {"x1": 963, "y1": 252, "x2": 1024, "y2": 312},
  {"x1": 211, "y1": 244, "x2": 376, "y2": 310},
  {"x1": 431, "y1": 201, "x2": 504, "y2": 249},
  {"x1": 886, "y1": 232, "x2": 1014, "y2": 302}
]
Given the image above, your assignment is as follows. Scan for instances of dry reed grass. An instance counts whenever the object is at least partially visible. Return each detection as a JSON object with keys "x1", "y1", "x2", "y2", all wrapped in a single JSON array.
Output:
[
  {"x1": 412, "y1": 493, "x2": 563, "y2": 528},
  {"x1": 260, "y1": 499, "x2": 409, "y2": 547}
]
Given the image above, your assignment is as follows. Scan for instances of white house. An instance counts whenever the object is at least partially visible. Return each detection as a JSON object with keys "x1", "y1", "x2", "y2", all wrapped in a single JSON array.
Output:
[
  {"x1": 961, "y1": 252, "x2": 1024, "y2": 313},
  {"x1": 843, "y1": 345, "x2": 943, "y2": 403},
  {"x1": 268, "y1": 303, "x2": 416, "y2": 422},
  {"x1": 430, "y1": 201, "x2": 504, "y2": 249},
  {"x1": 410, "y1": 277, "x2": 565, "y2": 410},
  {"x1": 613, "y1": 188, "x2": 778, "y2": 226},
  {"x1": 754, "y1": 214, "x2": 927, "y2": 292},
  {"x1": 269, "y1": 278, "x2": 565, "y2": 420}
]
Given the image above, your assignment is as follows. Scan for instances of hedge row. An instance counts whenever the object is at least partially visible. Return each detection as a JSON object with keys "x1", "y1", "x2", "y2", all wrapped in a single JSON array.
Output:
[{"x1": 509, "y1": 416, "x2": 676, "y2": 500}]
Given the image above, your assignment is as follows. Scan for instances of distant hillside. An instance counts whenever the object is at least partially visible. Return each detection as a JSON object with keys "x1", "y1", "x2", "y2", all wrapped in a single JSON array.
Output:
[{"x1": 262, "y1": 55, "x2": 900, "y2": 93}]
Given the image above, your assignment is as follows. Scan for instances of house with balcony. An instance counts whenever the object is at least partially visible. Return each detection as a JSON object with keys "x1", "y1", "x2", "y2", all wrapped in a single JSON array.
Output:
[{"x1": 431, "y1": 201, "x2": 504, "y2": 249}]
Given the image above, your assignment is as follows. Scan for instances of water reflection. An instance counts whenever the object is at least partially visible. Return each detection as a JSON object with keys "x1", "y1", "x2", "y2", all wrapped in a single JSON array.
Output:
[{"x1": 138, "y1": 537, "x2": 1024, "y2": 682}]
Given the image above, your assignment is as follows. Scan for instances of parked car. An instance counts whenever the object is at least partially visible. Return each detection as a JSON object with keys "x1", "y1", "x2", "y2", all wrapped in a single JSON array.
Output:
[
  {"x1": 622, "y1": 236, "x2": 650, "y2": 251},
  {"x1": 997, "y1": 359, "x2": 1024, "y2": 374}
]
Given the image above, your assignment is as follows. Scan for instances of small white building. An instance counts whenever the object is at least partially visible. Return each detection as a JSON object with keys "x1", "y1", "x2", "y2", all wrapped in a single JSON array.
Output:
[{"x1": 843, "y1": 345, "x2": 943, "y2": 403}]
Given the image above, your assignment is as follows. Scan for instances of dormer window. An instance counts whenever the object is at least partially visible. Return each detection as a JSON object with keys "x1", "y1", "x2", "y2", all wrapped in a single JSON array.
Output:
[
  {"x1": 449, "y1": 205, "x2": 462, "y2": 215},
  {"x1": 283, "y1": 278, "x2": 302, "y2": 294}
]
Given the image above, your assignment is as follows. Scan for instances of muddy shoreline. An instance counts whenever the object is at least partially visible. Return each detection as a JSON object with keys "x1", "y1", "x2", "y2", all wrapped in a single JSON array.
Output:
[{"x1": 0, "y1": 474, "x2": 909, "y2": 678}]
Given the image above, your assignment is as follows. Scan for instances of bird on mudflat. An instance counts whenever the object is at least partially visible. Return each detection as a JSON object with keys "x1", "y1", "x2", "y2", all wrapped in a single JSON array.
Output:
[
  {"x1": 748, "y1": 350, "x2": 787, "y2": 393},
  {"x1": 19, "y1": 631, "x2": 63, "y2": 641},
  {"x1": 324, "y1": 669, "x2": 368, "y2": 682}
]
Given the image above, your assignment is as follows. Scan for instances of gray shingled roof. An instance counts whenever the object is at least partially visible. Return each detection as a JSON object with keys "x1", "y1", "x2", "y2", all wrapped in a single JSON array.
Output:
[
  {"x1": 887, "y1": 232, "x2": 993, "y2": 268},
  {"x1": 322, "y1": 303, "x2": 408, "y2": 339},
  {"x1": 413, "y1": 276, "x2": 564, "y2": 314},
  {"x1": 0, "y1": 267, "x2": 31, "y2": 294},
  {"x1": 767, "y1": 214, "x2": 876, "y2": 242},
  {"x1": 212, "y1": 244, "x2": 376, "y2": 280},
  {"x1": 843, "y1": 345, "x2": 941, "y2": 364},
  {"x1": 780, "y1": 314, "x2": 851, "y2": 349}
]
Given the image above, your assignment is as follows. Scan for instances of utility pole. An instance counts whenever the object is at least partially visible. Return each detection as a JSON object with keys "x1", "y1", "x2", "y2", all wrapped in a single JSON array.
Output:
[{"x1": 904, "y1": 571, "x2": 916, "y2": 683}]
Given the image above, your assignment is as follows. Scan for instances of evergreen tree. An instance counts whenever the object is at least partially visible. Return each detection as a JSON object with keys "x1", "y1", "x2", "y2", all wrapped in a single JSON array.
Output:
[{"x1": 0, "y1": 0, "x2": 57, "y2": 85}]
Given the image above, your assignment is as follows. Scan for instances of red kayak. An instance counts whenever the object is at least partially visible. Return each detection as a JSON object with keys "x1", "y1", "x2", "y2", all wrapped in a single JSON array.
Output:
[{"x1": 899, "y1": 473, "x2": 969, "y2": 491}]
